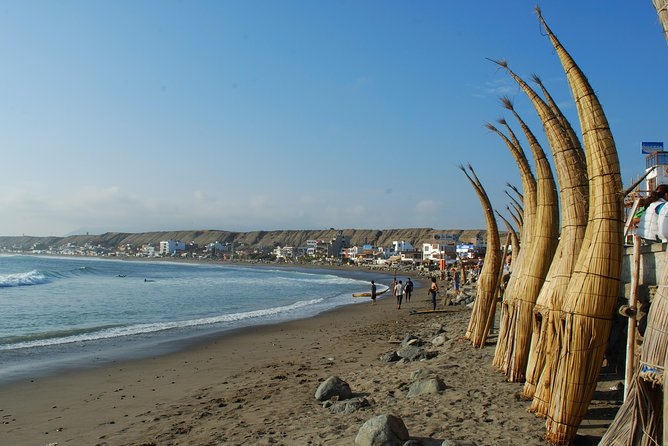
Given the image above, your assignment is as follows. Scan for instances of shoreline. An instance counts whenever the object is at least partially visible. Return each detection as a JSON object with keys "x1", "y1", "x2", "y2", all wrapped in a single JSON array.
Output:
[
  {"x1": 0, "y1": 272, "x2": 435, "y2": 445},
  {"x1": 0, "y1": 261, "x2": 408, "y2": 388},
  {"x1": 0, "y1": 268, "x2": 618, "y2": 445}
]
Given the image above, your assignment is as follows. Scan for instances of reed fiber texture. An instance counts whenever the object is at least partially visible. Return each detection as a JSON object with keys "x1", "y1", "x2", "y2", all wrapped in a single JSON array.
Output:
[
  {"x1": 490, "y1": 60, "x2": 588, "y2": 385},
  {"x1": 488, "y1": 121, "x2": 537, "y2": 374},
  {"x1": 537, "y1": 9, "x2": 624, "y2": 445},
  {"x1": 600, "y1": 268, "x2": 667, "y2": 445},
  {"x1": 523, "y1": 76, "x2": 589, "y2": 412},
  {"x1": 653, "y1": 0, "x2": 668, "y2": 45},
  {"x1": 499, "y1": 104, "x2": 560, "y2": 383},
  {"x1": 460, "y1": 164, "x2": 502, "y2": 347},
  {"x1": 628, "y1": 250, "x2": 668, "y2": 445}
]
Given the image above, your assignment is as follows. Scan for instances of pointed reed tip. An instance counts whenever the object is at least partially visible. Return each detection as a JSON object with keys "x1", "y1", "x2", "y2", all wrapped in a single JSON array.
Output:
[
  {"x1": 487, "y1": 57, "x2": 508, "y2": 68},
  {"x1": 499, "y1": 96, "x2": 513, "y2": 110},
  {"x1": 484, "y1": 122, "x2": 497, "y2": 132},
  {"x1": 497, "y1": 117, "x2": 508, "y2": 126},
  {"x1": 530, "y1": 73, "x2": 542, "y2": 85}
]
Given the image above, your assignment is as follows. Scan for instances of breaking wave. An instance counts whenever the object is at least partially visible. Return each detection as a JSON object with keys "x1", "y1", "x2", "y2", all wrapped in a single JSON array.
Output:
[
  {"x1": 0, "y1": 270, "x2": 49, "y2": 287},
  {"x1": 0, "y1": 297, "x2": 325, "y2": 350}
]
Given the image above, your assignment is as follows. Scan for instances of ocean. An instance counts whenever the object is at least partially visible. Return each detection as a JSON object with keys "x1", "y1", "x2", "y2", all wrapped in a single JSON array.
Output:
[{"x1": 0, "y1": 255, "x2": 377, "y2": 385}]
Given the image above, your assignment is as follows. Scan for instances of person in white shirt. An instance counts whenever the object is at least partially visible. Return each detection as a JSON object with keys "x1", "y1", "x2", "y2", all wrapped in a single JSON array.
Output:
[{"x1": 395, "y1": 280, "x2": 404, "y2": 310}]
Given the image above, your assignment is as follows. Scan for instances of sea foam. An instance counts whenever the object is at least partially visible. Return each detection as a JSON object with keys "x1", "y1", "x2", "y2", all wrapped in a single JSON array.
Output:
[{"x1": 0, "y1": 270, "x2": 49, "y2": 287}]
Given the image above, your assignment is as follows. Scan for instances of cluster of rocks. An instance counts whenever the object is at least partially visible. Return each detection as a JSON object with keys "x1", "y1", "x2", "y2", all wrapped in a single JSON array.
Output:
[
  {"x1": 314, "y1": 375, "x2": 370, "y2": 415},
  {"x1": 451, "y1": 292, "x2": 474, "y2": 307},
  {"x1": 313, "y1": 321, "x2": 478, "y2": 445}
]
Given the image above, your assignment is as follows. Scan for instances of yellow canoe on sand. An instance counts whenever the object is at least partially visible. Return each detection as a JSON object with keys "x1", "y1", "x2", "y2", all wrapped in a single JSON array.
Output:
[{"x1": 352, "y1": 286, "x2": 390, "y2": 298}]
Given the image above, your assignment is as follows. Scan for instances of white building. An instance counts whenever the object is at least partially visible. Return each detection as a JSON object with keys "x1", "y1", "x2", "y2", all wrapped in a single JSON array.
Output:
[
  {"x1": 159, "y1": 240, "x2": 186, "y2": 256},
  {"x1": 206, "y1": 241, "x2": 231, "y2": 254},
  {"x1": 273, "y1": 246, "x2": 295, "y2": 260},
  {"x1": 422, "y1": 242, "x2": 449, "y2": 261},
  {"x1": 392, "y1": 240, "x2": 414, "y2": 254},
  {"x1": 644, "y1": 144, "x2": 668, "y2": 191},
  {"x1": 141, "y1": 244, "x2": 157, "y2": 257}
]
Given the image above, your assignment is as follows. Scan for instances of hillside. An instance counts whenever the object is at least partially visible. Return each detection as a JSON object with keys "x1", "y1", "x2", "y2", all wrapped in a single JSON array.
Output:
[{"x1": 0, "y1": 228, "x2": 488, "y2": 251}]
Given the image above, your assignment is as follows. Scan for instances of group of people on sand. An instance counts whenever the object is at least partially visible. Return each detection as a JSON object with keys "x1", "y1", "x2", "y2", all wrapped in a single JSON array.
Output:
[
  {"x1": 391, "y1": 277, "x2": 414, "y2": 310},
  {"x1": 369, "y1": 276, "x2": 441, "y2": 311}
]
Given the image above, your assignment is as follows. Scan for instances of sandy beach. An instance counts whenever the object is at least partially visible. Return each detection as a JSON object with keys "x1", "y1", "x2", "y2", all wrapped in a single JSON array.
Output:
[{"x1": 0, "y1": 274, "x2": 621, "y2": 446}]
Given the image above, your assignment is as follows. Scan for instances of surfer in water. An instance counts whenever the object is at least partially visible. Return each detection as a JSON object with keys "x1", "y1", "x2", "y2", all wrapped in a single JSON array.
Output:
[{"x1": 428, "y1": 277, "x2": 439, "y2": 310}]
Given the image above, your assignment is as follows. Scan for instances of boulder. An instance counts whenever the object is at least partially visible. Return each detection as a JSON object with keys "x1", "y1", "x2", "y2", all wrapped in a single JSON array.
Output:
[
  {"x1": 380, "y1": 351, "x2": 400, "y2": 363},
  {"x1": 409, "y1": 369, "x2": 433, "y2": 381},
  {"x1": 355, "y1": 414, "x2": 409, "y2": 446},
  {"x1": 431, "y1": 333, "x2": 449, "y2": 347},
  {"x1": 329, "y1": 396, "x2": 370, "y2": 414},
  {"x1": 396, "y1": 345, "x2": 423, "y2": 361},
  {"x1": 315, "y1": 376, "x2": 352, "y2": 401},
  {"x1": 397, "y1": 345, "x2": 437, "y2": 362},
  {"x1": 401, "y1": 335, "x2": 422, "y2": 347},
  {"x1": 407, "y1": 377, "x2": 445, "y2": 397}
]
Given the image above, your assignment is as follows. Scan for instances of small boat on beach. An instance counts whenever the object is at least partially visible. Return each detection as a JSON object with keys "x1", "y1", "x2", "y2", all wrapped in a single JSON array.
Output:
[{"x1": 352, "y1": 286, "x2": 390, "y2": 298}]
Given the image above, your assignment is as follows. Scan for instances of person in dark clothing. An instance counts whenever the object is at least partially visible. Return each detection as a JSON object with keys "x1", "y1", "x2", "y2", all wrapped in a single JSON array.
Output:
[{"x1": 404, "y1": 277, "x2": 413, "y2": 303}]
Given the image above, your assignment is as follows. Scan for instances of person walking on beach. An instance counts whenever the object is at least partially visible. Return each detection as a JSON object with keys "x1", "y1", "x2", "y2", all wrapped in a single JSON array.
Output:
[
  {"x1": 428, "y1": 277, "x2": 439, "y2": 310},
  {"x1": 453, "y1": 268, "x2": 461, "y2": 296},
  {"x1": 370, "y1": 280, "x2": 377, "y2": 305},
  {"x1": 404, "y1": 277, "x2": 413, "y2": 303},
  {"x1": 395, "y1": 280, "x2": 404, "y2": 310}
]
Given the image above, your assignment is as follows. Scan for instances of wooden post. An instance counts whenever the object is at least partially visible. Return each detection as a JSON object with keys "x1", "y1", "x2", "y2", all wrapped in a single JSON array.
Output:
[{"x1": 625, "y1": 234, "x2": 641, "y2": 401}]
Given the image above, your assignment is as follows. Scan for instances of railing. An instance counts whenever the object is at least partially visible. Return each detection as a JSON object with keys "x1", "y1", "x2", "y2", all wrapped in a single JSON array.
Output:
[{"x1": 646, "y1": 151, "x2": 668, "y2": 169}]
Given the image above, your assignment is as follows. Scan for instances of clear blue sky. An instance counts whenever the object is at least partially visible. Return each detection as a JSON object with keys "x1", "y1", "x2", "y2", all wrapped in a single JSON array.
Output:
[{"x1": 0, "y1": 1, "x2": 666, "y2": 236}]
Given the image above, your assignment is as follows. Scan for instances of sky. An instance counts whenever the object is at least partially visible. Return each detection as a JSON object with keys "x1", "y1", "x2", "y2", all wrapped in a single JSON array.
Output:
[{"x1": 0, "y1": 1, "x2": 666, "y2": 237}]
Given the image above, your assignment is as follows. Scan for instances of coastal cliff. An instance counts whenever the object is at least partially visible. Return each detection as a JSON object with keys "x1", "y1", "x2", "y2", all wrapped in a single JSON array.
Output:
[{"x1": 0, "y1": 228, "x2": 487, "y2": 250}]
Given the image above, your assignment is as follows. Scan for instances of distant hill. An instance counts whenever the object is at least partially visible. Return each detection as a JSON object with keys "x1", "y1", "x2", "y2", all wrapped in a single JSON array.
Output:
[{"x1": 0, "y1": 228, "x2": 490, "y2": 251}]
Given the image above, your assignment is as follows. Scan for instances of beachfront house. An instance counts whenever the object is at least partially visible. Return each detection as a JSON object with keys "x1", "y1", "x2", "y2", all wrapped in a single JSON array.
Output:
[
  {"x1": 140, "y1": 244, "x2": 157, "y2": 257},
  {"x1": 273, "y1": 246, "x2": 295, "y2": 261},
  {"x1": 456, "y1": 243, "x2": 476, "y2": 259},
  {"x1": 159, "y1": 240, "x2": 186, "y2": 256},
  {"x1": 392, "y1": 240, "x2": 414, "y2": 255},
  {"x1": 348, "y1": 244, "x2": 384, "y2": 264},
  {"x1": 206, "y1": 241, "x2": 231, "y2": 256},
  {"x1": 400, "y1": 249, "x2": 422, "y2": 265},
  {"x1": 461, "y1": 233, "x2": 487, "y2": 250},
  {"x1": 327, "y1": 231, "x2": 349, "y2": 259},
  {"x1": 422, "y1": 233, "x2": 458, "y2": 262}
]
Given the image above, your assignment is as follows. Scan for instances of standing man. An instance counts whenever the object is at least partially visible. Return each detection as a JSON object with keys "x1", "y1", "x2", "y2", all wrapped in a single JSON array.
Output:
[
  {"x1": 395, "y1": 280, "x2": 404, "y2": 310},
  {"x1": 428, "y1": 277, "x2": 439, "y2": 311},
  {"x1": 453, "y1": 268, "x2": 461, "y2": 296},
  {"x1": 404, "y1": 277, "x2": 413, "y2": 303},
  {"x1": 370, "y1": 280, "x2": 377, "y2": 305}
]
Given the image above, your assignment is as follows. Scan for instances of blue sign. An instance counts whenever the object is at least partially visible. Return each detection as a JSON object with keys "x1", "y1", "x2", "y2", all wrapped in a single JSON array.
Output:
[{"x1": 642, "y1": 141, "x2": 664, "y2": 154}]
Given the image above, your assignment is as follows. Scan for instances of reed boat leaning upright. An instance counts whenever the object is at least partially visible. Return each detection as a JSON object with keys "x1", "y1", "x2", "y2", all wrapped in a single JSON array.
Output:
[
  {"x1": 491, "y1": 58, "x2": 589, "y2": 416},
  {"x1": 459, "y1": 164, "x2": 502, "y2": 347},
  {"x1": 535, "y1": 9, "x2": 624, "y2": 445},
  {"x1": 499, "y1": 100, "x2": 560, "y2": 383}
]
